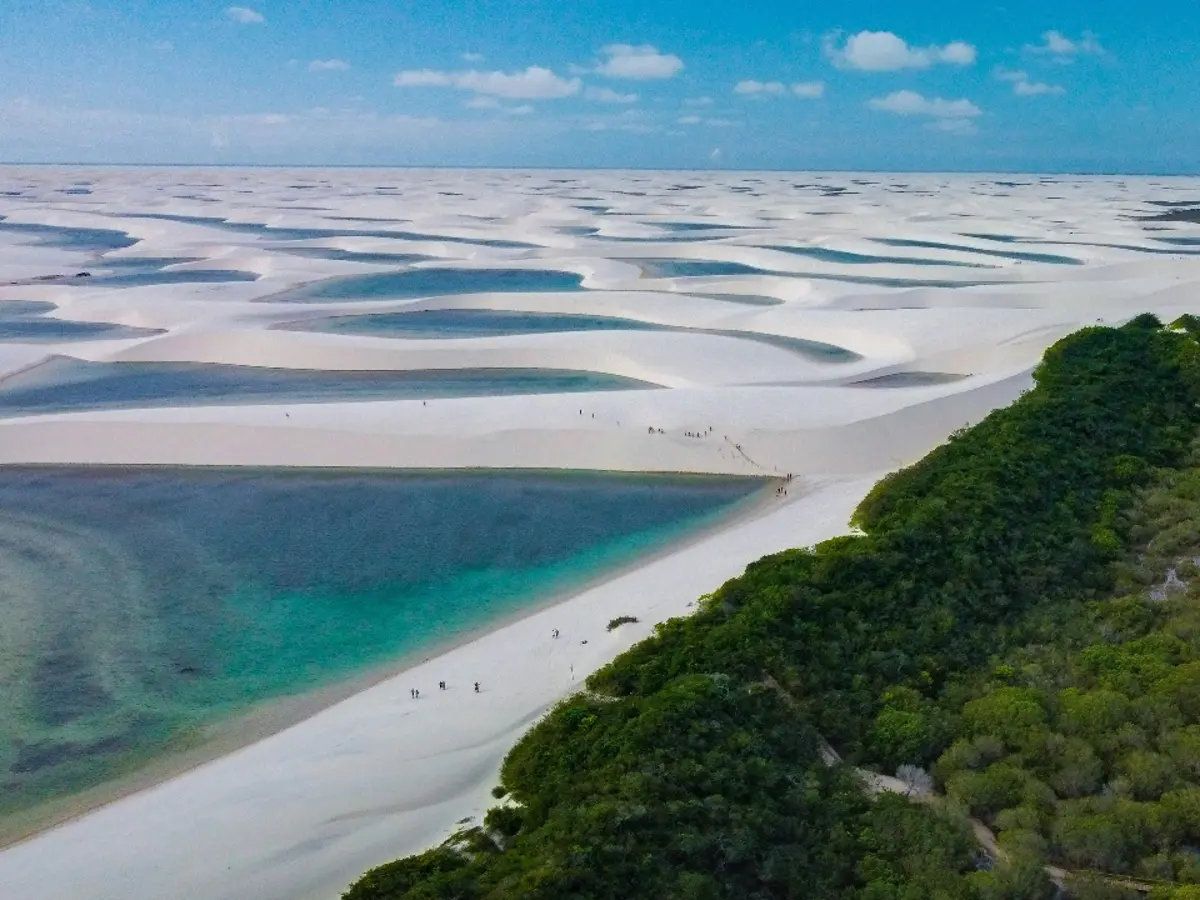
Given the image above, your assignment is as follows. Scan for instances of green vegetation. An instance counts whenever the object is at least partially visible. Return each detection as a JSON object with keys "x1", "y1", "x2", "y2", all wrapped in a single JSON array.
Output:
[
  {"x1": 605, "y1": 616, "x2": 639, "y2": 631},
  {"x1": 346, "y1": 318, "x2": 1200, "y2": 899}
]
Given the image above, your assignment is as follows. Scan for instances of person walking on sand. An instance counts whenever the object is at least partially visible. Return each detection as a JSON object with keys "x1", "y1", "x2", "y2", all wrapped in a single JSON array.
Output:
[
  {"x1": 439, "y1": 681, "x2": 446, "y2": 690},
  {"x1": 474, "y1": 682, "x2": 480, "y2": 693}
]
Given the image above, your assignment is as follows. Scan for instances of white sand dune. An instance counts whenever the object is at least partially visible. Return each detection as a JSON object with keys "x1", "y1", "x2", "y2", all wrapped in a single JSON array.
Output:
[{"x1": 0, "y1": 166, "x2": 1198, "y2": 900}]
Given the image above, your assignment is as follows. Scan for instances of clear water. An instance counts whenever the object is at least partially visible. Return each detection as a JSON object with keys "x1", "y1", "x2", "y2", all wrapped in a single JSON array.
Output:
[
  {"x1": 120, "y1": 214, "x2": 536, "y2": 248},
  {"x1": 766, "y1": 244, "x2": 991, "y2": 268},
  {"x1": 0, "y1": 358, "x2": 655, "y2": 416},
  {"x1": 0, "y1": 467, "x2": 760, "y2": 818},
  {"x1": 289, "y1": 309, "x2": 662, "y2": 339},
  {"x1": 630, "y1": 259, "x2": 774, "y2": 278},
  {"x1": 284, "y1": 309, "x2": 861, "y2": 362},
  {"x1": 0, "y1": 303, "x2": 158, "y2": 343},
  {"x1": 273, "y1": 268, "x2": 585, "y2": 303},
  {"x1": 0, "y1": 221, "x2": 138, "y2": 253},
  {"x1": 873, "y1": 238, "x2": 1083, "y2": 265},
  {"x1": 271, "y1": 247, "x2": 431, "y2": 266}
]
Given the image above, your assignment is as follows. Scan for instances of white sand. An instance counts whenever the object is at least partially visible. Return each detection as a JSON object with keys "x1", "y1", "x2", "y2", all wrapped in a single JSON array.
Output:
[{"x1": 0, "y1": 166, "x2": 1198, "y2": 900}]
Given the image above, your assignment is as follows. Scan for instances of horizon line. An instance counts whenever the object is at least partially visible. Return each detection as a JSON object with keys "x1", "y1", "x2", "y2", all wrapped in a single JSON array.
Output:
[{"x1": 1, "y1": 162, "x2": 1199, "y2": 178}]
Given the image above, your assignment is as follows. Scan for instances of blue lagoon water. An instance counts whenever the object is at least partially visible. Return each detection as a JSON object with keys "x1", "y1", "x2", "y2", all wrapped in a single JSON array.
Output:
[
  {"x1": 0, "y1": 467, "x2": 761, "y2": 823},
  {"x1": 0, "y1": 221, "x2": 138, "y2": 253},
  {"x1": 0, "y1": 358, "x2": 655, "y2": 416},
  {"x1": 0, "y1": 303, "x2": 159, "y2": 343},
  {"x1": 872, "y1": 237, "x2": 1083, "y2": 265},
  {"x1": 274, "y1": 268, "x2": 585, "y2": 303},
  {"x1": 284, "y1": 309, "x2": 861, "y2": 363}
]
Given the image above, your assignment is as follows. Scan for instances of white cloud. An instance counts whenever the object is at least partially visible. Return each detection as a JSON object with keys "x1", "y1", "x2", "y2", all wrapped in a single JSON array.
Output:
[
  {"x1": 1026, "y1": 30, "x2": 1103, "y2": 58},
  {"x1": 1014, "y1": 79, "x2": 1063, "y2": 96},
  {"x1": 868, "y1": 89, "x2": 981, "y2": 118},
  {"x1": 930, "y1": 118, "x2": 977, "y2": 135},
  {"x1": 595, "y1": 44, "x2": 683, "y2": 79},
  {"x1": 710, "y1": 147, "x2": 723, "y2": 161},
  {"x1": 735, "y1": 80, "x2": 787, "y2": 96},
  {"x1": 152, "y1": 40, "x2": 174, "y2": 53},
  {"x1": 461, "y1": 52, "x2": 485, "y2": 64},
  {"x1": 825, "y1": 31, "x2": 976, "y2": 71},
  {"x1": 465, "y1": 96, "x2": 500, "y2": 110},
  {"x1": 308, "y1": 59, "x2": 349, "y2": 72},
  {"x1": 684, "y1": 96, "x2": 713, "y2": 107},
  {"x1": 735, "y1": 79, "x2": 825, "y2": 99},
  {"x1": 585, "y1": 86, "x2": 638, "y2": 104},
  {"x1": 225, "y1": 6, "x2": 264, "y2": 24},
  {"x1": 995, "y1": 68, "x2": 1064, "y2": 96},
  {"x1": 394, "y1": 66, "x2": 581, "y2": 99},
  {"x1": 677, "y1": 115, "x2": 740, "y2": 127}
]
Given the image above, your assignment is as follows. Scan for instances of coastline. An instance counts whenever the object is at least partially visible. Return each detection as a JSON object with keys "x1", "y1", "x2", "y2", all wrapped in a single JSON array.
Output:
[
  {"x1": 0, "y1": 471, "x2": 875, "y2": 900},
  {"x1": 0, "y1": 472, "x2": 775, "y2": 852}
]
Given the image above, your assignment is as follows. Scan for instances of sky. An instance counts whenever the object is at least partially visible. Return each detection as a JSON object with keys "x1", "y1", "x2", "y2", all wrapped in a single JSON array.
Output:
[{"x1": 1, "y1": 0, "x2": 1198, "y2": 172}]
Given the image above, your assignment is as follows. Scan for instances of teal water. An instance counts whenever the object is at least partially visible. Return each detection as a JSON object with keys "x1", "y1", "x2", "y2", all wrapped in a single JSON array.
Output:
[
  {"x1": 283, "y1": 309, "x2": 861, "y2": 362},
  {"x1": 0, "y1": 467, "x2": 761, "y2": 818},
  {"x1": 273, "y1": 268, "x2": 585, "y2": 303},
  {"x1": 0, "y1": 358, "x2": 656, "y2": 416},
  {"x1": 0, "y1": 303, "x2": 159, "y2": 343},
  {"x1": 0, "y1": 221, "x2": 138, "y2": 253},
  {"x1": 120, "y1": 214, "x2": 536, "y2": 248},
  {"x1": 873, "y1": 237, "x2": 1083, "y2": 265},
  {"x1": 630, "y1": 259, "x2": 775, "y2": 278},
  {"x1": 766, "y1": 244, "x2": 992, "y2": 268}
]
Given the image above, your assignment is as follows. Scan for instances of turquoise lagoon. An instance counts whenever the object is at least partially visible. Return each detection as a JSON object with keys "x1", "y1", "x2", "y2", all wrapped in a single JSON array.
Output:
[
  {"x1": 0, "y1": 467, "x2": 762, "y2": 823},
  {"x1": 0, "y1": 358, "x2": 653, "y2": 416}
]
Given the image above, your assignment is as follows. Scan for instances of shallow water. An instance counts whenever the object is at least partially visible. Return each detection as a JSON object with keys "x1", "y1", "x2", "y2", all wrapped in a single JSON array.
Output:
[
  {"x1": 284, "y1": 309, "x2": 861, "y2": 362},
  {"x1": 766, "y1": 244, "x2": 991, "y2": 268},
  {"x1": 275, "y1": 268, "x2": 585, "y2": 303},
  {"x1": 873, "y1": 237, "x2": 1083, "y2": 265},
  {"x1": 119, "y1": 214, "x2": 536, "y2": 248},
  {"x1": 0, "y1": 221, "x2": 138, "y2": 253},
  {"x1": 0, "y1": 303, "x2": 158, "y2": 343},
  {"x1": 0, "y1": 467, "x2": 760, "y2": 819},
  {"x1": 0, "y1": 358, "x2": 655, "y2": 416},
  {"x1": 630, "y1": 259, "x2": 774, "y2": 278},
  {"x1": 288, "y1": 308, "x2": 662, "y2": 339}
]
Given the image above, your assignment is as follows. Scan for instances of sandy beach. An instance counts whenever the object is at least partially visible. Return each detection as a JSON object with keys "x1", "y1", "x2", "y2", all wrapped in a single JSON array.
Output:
[{"x1": 0, "y1": 167, "x2": 1198, "y2": 900}]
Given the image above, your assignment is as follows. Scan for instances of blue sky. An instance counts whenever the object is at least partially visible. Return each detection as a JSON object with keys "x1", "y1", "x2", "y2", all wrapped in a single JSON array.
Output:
[{"x1": 1, "y1": 0, "x2": 1198, "y2": 172}]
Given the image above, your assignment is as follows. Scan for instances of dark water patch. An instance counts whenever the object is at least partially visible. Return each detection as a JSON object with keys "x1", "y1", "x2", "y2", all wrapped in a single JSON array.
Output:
[
  {"x1": 274, "y1": 268, "x2": 585, "y2": 303},
  {"x1": 0, "y1": 467, "x2": 759, "y2": 817},
  {"x1": 557, "y1": 226, "x2": 601, "y2": 237},
  {"x1": 0, "y1": 358, "x2": 652, "y2": 415},
  {"x1": 1156, "y1": 237, "x2": 1200, "y2": 247},
  {"x1": 629, "y1": 259, "x2": 774, "y2": 278},
  {"x1": 961, "y1": 233, "x2": 1029, "y2": 244},
  {"x1": 875, "y1": 238, "x2": 1082, "y2": 265},
  {"x1": 691, "y1": 293, "x2": 785, "y2": 307},
  {"x1": 654, "y1": 222, "x2": 756, "y2": 233},
  {"x1": 850, "y1": 371, "x2": 969, "y2": 387},
  {"x1": 272, "y1": 247, "x2": 431, "y2": 266},
  {"x1": 0, "y1": 221, "x2": 137, "y2": 253},
  {"x1": 1148, "y1": 200, "x2": 1200, "y2": 207},
  {"x1": 767, "y1": 244, "x2": 991, "y2": 268},
  {"x1": 1140, "y1": 208, "x2": 1200, "y2": 224}
]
